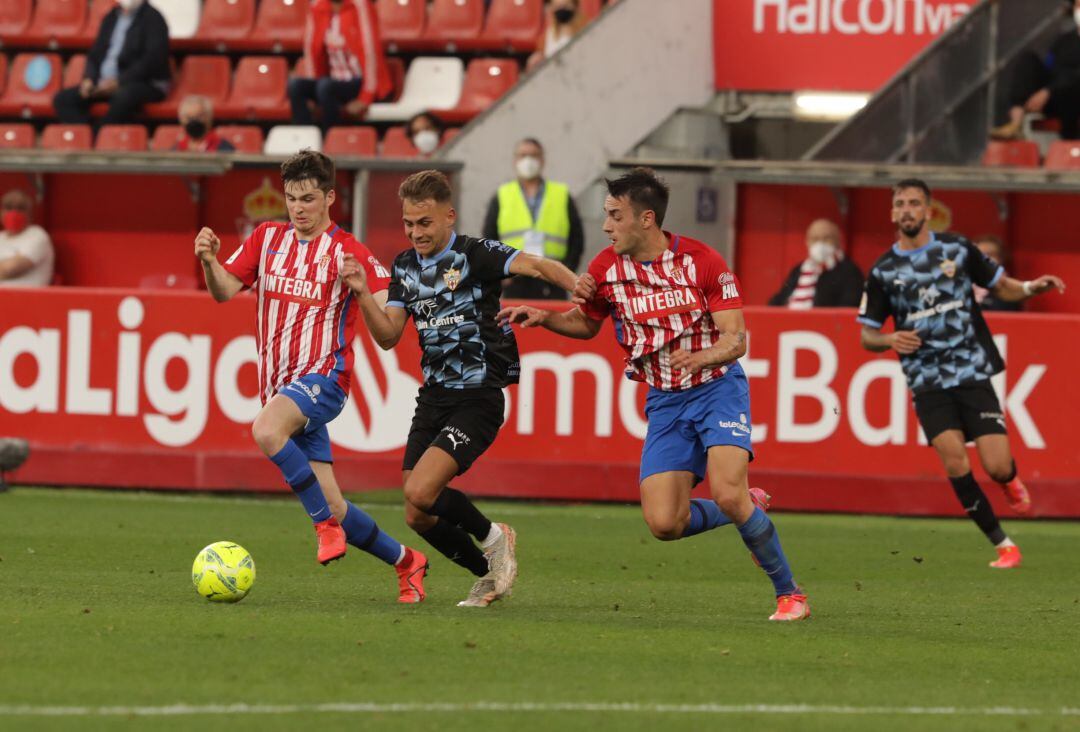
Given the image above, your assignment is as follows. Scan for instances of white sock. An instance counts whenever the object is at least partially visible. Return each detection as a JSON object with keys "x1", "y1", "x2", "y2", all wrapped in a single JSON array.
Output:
[
  {"x1": 393, "y1": 545, "x2": 407, "y2": 565},
  {"x1": 481, "y1": 523, "x2": 503, "y2": 548},
  {"x1": 996, "y1": 538, "x2": 1016, "y2": 549}
]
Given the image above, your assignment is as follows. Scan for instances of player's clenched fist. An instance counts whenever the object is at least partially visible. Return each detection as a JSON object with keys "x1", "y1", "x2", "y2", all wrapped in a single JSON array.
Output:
[
  {"x1": 194, "y1": 227, "x2": 221, "y2": 264},
  {"x1": 888, "y1": 330, "x2": 922, "y2": 354},
  {"x1": 339, "y1": 253, "x2": 368, "y2": 293},
  {"x1": 497, "y1": 304, "x2": 548, "y2": 328},
  {"x1": 571, "y1": 273, "x2": 597, "y2": 306}
]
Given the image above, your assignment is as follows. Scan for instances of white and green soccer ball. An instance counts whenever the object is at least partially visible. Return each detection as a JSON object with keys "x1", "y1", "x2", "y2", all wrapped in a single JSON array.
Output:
[{"x1": 192, "y1": 541, "x2": 256, "y2": 603}]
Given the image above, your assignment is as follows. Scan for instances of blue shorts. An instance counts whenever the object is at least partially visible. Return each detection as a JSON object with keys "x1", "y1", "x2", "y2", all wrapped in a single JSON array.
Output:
[
  {"x1": 639, "y1": 362, "x2": 753, "y2": 485},
  {"x1": 279, "y1": 373, "x2": 348, "y2": 463}
]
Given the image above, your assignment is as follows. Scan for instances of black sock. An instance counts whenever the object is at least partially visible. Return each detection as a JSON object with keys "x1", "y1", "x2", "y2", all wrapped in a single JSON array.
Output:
[
  {"x1": 426, "y1": 487, "x2": 493, "y2": 542},
  {"x1": 418, "y1": 519, "x2": 489, "y2": 577},
  {"x1": 998, "y1": 460, "x2": 1018, "y2": 484},
  {"x1": 949, "y1": 472, "x2": 1006, "y2": 545}
]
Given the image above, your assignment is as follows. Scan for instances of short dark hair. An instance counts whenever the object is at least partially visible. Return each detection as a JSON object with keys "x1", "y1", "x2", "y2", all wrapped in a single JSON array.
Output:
[
  {"x1": 399, "y1": 169, "x2": 453, "y2": 204},
  {"x1": 517, "y1": 137, "x2": 544, "y2": 153},
  {"x1": 893, "y1": 178, "x2": 931, "y2": 202},
  {"x1": 281, "y1": 149, "x2": 335, "y2": 194},
  {"x1": 605, "y1": 167, "x2": 670, "y2": 226},
  {"x1": 406, "y1": 111, "x2": 445, "y2": 136}
]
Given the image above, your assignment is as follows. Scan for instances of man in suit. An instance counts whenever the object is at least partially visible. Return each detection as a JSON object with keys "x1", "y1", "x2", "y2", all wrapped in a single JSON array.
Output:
[
  {"x1": 53, "y1": 0, "x2": 170, "y2": 126},
  {"x1": 769, "y1": 219, "x2": 864, "y2": 309}
]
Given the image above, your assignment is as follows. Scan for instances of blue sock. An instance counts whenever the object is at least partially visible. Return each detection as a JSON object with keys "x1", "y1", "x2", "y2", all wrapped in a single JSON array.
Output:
[
  {"x1": 341, "y1": 501, "x2": 403, "y2": 565},
  {"x1": 269, "y1": 441, "x2": 331, "y2": 523},
  {"x1": 737, "y1": 508, "x2": 798, "y2": 597},
  {"x1": 682, "y1": 498, "x2": 733, "y2": 537}
]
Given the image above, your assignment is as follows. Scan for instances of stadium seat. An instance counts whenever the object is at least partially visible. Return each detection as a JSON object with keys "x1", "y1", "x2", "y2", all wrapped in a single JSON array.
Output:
[
  {"x1": 195, "y1": 0, "x2": 256, "y2": 46},
  {"x1": 248, "y1": 0, "x2": 307, "y2": 51},
  {"x1": 219, "y1": 56, "x2": 289, "y2": 120},
  {"x1": 579, "y1": 0, "x2": 603, "y2": 20},
  {"x1": 25, "y1": 0, "x2": 89, "y2": 47},
  {"x1": 442, "y1": 127, "x2": 460, "y2": 145},
  {"x1": 424, "y1": 0, "x2": 484, "y2": 49},
  {"x1": 62, "y1": 54, "x2": 86, "y2": 88},
  {"x1": 378, "y1": 0, "x2": 426, "y2": 48},
  {"x1": 40, "y1": 123, "x2": 92, "y2": 150},
  {"x1": 482, "y1": 0, "x2": 543, "y2": 51},
  {"x1": 264, "y1": 125, "x2": 322, "y2": 155},
  {"x1": 150, "y1": 124, "x2": 184, "y2": 151},
  {"x1": 323, "y1": 126, "x2": 377, "y2": 157},
  {"x1": 139, "y1": 273, "x2": 200, "y2": 289},
  {"x1": 0, "y1": 53, "x2": 63, "y2": 118},
  {"x1": 154, "y1": 0, "x2": 201, "y2": 39},
  {"x1": 380, "y1": 125, "x2": 417, "y2": 157},
  {"x1": 981, "y1": 140, "x2": 1040, "y2": 168},
  {"x1": 436, "y1": 58, "x2": 518, "y2": 123},
  {"x1": 214, "y1": 125, "x2": 264, "y2": 153},
  {"x1": 143, "y1": 55, "x2": 232, "y2": 119},
  {"x1": 0, "y1": 0, "x2": 33, "y2": 42},
  {"x1": 75, "y1": 0, "x2": 116, "y2": 45},
  {"x1": 1043, "y1": 140, "x2": 1080, "y2": 170},
  {"x1": 0, "y1": 123, "x2": 35, "y2": 149},
  {"x1": 365, "y1": 56, "x2": 463, "y2": 122},
  {"x1": 95, "y1": 124, "x2": 148, "y2": 151},
  {"x1": 0, "y1": 55, "x2": 7, "y2": 98}
]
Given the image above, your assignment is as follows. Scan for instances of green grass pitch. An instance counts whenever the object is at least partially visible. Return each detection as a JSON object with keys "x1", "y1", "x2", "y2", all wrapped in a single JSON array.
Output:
[{"x1": 2, "y1": 486, "x2": 1079, "y2": 732}]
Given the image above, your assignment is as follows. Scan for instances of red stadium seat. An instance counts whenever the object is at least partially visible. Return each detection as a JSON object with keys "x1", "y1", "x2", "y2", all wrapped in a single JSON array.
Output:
[
  {"x1": 214, "y1": 125, "x2": 264, "y2": 152},
  {"x1": 26, "y1": 0, "x2": 89, "y2": 46},
  {"x1": 0, "y1": 0, "x2": 33, "y2": 41},
  {"x1": 150, "y1": 124, "x2": 184, "y2": 151},
  {"x1": 219, "y1": 56, "x2": 289, "y2": 120},
  {"x1": 63, "y1": 54, "x2": 86, "y2": 88},
  {"x1": 142, "y1": 55, "x2": 232, "y2": 119},
  {"x1": 0, "y1": 55, "x2": 7, "y2": 99},
  {"x1": 482, "y1": 0, "x2": 542, "y2": 51},
  {"x1": 138, "y1": 273, "x2": 200, "y2": 290},
  {"x1": 380, "y1": 125, "x2": 417, "y2": 157},
  {"x1": 1043, "y1": 140, "x2": 1080, "y2": 170},
  {"x1": 95, "y1": 124, "x2": 148, "y2": 151},
  {"x1": 579, "y1": 0, "x2": 603, "y2": 20},
  {"x1": 442, "y1": 127, "x2": 460, "y2": 145},
  {"x1": 437, "y1": 57, "x2": 518, "y2": 122},
  {"x1": 41, "y1": 123, "x2": 92, "y2": 150},
  {"x1": 195, "y1": 0, "x2": 256, "y2": 45},
  {"x1": 248, "y1": 0, "x2": 307, "y2": 51},
  {"x1": 76, "y1": 0, "x2": 116, "y2": 45},
  {"x1": 378, "y1": 0, "x2": 426, "y2": 47},
  {"x1": 424, "y1": 0, "x2": 484, "y2": 48},
  {"x1": 0, "y1": 53, "x2": 63, "y2": 118},
  {"x1": 0, "y1": 123, "x2": 35, "y2": 149},
  {"x1": 981, "y1": 140, "x2": 1040, "y2": 168},
  {"x1": 323, "y1": 126, "x2": 377, "y2": 157}
]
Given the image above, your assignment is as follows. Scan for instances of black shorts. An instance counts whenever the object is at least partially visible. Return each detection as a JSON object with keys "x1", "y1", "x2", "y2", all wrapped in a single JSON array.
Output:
[
  {"x1": 402, "y1": 385, "x2": 505, "y2": 475},
  {"x1": 913, "y1": 380, "x2": 1008, "y2": 443}
]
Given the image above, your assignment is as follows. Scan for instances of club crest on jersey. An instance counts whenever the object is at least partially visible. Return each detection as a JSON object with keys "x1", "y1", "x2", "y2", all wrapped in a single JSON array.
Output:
[
  {"x1": 443, "y1": 266, "x2": 462, "y2": 291},
  {"x1": 940, "y1": 258, "x2": 956, "y2": 278}
]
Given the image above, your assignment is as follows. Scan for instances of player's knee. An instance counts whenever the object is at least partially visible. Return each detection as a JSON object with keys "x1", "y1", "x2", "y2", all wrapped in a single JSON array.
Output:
[
  {"x1": 942, "y1": 454, "x2": 970, "y2": 478},
  {"x1": 402, "y1": 478, "x2": 436, "y2": 512},
  {"x1": 250, "y1": 416, "x2": 285, "y2": 456},
  {"x1": 645, "y1": 516, "x2": 682, "y2": 541},
  {"x1": 986, "y1": 462, "x2": 1014, "y2": 484}
]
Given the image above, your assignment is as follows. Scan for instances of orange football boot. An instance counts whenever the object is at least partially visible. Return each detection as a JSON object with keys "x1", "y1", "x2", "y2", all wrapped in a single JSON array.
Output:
[
  {"x1": 395, "y1": 548, "x2": 429, "y2": 603},
  {"x1": 990, "y1": 545, "x2": 1022, "y2": 569},
  {"x1": 769, "y1": 591, "x2": 810, "y2": 621},
  {"x1": 314, "y1": 517, "x2": 347, "y2": 565},
  {"x1": 1001, "y1": 477, "x2": 1032, "y2": 516}
]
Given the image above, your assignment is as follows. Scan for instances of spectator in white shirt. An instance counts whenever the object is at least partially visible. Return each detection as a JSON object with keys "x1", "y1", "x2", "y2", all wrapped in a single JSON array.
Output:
[{"x1": 0, "y1": 190, "x2": 55, "y2": 287}]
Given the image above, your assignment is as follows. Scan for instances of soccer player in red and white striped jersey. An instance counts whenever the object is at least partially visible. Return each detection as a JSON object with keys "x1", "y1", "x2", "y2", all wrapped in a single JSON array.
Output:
[
  {"x1": 194, "y1": 150, "x2": 428, "y2": 603},
  {"x1": 499, "y1": 168, "x2": 809, "y2": 621}
]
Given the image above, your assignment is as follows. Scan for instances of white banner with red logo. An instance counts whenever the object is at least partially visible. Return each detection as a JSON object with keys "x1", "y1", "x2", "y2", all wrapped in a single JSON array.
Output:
[
  {"x1": 714, "y1": 0, "x2": 971, "y2": 91},
  {"x1": 2, "y1": 289, "x2": 1077, "y2": 517}
]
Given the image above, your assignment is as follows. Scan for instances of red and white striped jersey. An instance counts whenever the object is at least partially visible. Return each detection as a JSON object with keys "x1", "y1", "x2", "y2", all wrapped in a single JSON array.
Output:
[
  {"x1": 580, "y1": 233, "x2": 743, "y2": 392},
  {"x1": 325, "y1": 15, "x2": 362, "y2": 81},
  {"x1": 223, "y1": 221, "x2": 389, "y2": 404}
]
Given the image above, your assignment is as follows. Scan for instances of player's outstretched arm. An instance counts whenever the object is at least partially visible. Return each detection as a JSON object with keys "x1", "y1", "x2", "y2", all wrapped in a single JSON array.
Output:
[
  {"x1": 860, "y1": 325, "x2": 921, "y2": 354},
  {"x1": 497, "y1": 304, "x2": 602, "y2": 339},
  {"x1": 194, "y1": 227, "x2": 244, "y2": 302},
  {"x1": 340, "y1": 254, "x2": 408, "y2": 349},
  {"x1": 507, "y1": 252, "x2": 578, "y2": 293},
  {"x1": 991, "y1": 274, "x2": 1066, "y2": 302}
]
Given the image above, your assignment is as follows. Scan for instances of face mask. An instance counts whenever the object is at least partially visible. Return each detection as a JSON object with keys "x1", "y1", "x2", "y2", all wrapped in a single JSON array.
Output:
[
  {"x1": 808, "y1": 241, "x2": 835, "y2": 264},
  {"x1": 413, "y1": 130, "x2": 440, "y2": 155},
  {"x1": 2, "y1": 210, "x2": 28, "y2": 234},
  {"x1": 554, "y1": 7, "x2": 576, "y2": 23},
  {"x1": 515, "y1": 156, "x2": 542, "y2": 180},
  {"x1": 184, "y1": 120, "x2": 208, "y2": 140}
]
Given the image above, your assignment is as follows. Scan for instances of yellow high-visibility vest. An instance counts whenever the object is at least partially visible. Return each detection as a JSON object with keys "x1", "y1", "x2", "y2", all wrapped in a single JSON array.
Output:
[{"x1": 496, "y1": 180, "x2": 570, "y2": 260}]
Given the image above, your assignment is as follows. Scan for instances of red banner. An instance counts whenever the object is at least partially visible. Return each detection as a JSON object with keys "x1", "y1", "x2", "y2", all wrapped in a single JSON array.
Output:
[
  {"x1": 714, "y1": 0, "x2": 971, "y2": 91},
  {"x1": 2, "y1": 289, "x2": 1077, "y2": 516}
]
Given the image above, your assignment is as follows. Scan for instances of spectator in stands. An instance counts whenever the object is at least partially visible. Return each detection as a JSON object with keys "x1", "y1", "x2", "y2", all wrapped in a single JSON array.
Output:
[
  {"x1": 768, "y1": 219, "x2": 863, "y2": 308},
  {"x1": 53, "y1": 0, "x2": 170, "y2": 126},
  {"x1": 172, "y1": 95, "x2": 235, "y2": 153},
  {"x1": 0, "y1": 190, "x2": 54, "y2": 288},
  {"x1": 973, "y1": 235, "x2": 1022, "y2": 312},
  {"x1": 290, "y1": 0, "x2": 392, "y2": 131},
  {"x1": 527, "y1": 0, "x2": 588, "y2": 71},
  {"x1": 482, "y1": 138, "x2": 584, "y2": 300},
  {"x1": 407, "y1": 112, "x2": 445, "y2": 158},
  {"x1": 992, "y1": 0, "x2": 1080, "y2": 140}
]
